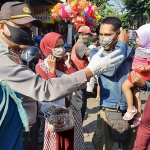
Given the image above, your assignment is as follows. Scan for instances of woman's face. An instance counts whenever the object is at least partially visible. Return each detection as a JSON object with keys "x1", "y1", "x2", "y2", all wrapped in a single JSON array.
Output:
[
  {"x1": 54, "y1": 38, "x2": 65, "y2": 61},
  {"x1": 55, "y1": 38, "x2": 64, "y2": 48}
]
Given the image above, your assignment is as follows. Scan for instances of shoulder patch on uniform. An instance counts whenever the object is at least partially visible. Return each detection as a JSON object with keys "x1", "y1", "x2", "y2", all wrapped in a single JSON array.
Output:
[{"x1": 7, "y1": 53, "x2": 22, "y2": 65}]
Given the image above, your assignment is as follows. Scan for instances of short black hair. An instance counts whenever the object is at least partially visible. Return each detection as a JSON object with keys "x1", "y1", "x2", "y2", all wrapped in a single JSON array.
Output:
[{"x1": 101, "y1": 17, "x2": 122, "y2": 32}]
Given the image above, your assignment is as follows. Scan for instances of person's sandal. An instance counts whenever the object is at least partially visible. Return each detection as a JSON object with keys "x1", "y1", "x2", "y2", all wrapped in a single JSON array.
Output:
[
  {"x1": 123, "y1": 106, "x2": 137, "y2": 121},
  {"x1": 131, "y1": 117, "x2": 141, "y2": 128}
]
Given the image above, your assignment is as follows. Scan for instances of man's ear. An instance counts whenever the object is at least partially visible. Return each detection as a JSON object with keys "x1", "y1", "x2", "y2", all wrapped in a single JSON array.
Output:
[{"x1": 0, "y1": 21, "x2": 4, "y2": 30}]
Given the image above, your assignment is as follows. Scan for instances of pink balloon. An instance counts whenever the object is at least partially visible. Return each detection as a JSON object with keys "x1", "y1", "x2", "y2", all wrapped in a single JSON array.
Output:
[
  {"x1": 61, "y1": 6, "x2": 66, "y2": 20},
  {"x1": 86, "y1": 6, "x2": 92, "y2": 16}
]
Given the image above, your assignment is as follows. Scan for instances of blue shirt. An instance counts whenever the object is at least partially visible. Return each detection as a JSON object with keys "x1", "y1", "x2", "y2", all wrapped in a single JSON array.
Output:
[
  {"x1": 0, "y1": 86, "x2": 23, "y2": 150},
  {"x1": 90, "y1": 41, "x2": 134, "y2": 110}
]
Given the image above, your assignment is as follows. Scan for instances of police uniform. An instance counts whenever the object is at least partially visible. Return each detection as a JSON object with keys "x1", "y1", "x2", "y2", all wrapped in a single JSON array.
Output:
[{"x1": 0, "y1": 38, "x2": 87, "y2": 102}]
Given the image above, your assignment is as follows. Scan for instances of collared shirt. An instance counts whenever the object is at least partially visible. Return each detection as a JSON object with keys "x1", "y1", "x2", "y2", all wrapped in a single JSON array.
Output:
[{"x1": 90, "y1": 41, "x2": 134, "y2": 110}]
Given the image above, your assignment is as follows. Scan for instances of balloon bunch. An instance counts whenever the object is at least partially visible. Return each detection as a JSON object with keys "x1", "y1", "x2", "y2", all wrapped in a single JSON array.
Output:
[{"x1": 51, "y1": 0, "x2": 102, "y2": 31}]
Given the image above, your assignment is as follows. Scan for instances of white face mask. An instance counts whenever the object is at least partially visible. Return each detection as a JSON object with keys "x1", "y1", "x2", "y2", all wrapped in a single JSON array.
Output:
[{"x1": 47, "y1": 46, "x2": 66, "y2": 58}]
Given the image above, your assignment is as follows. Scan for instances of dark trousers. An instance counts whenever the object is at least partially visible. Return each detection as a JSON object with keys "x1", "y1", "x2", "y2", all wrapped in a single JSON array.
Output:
[
  {"x1": 133, "y1": 94, "x2": 150, "y2": 150},
  {"x1": 81, "y1": 88, "x2": 87, "y2": 122},
  {"x1": 22, "y1": 118, "x2": 40, "y2": 150}
]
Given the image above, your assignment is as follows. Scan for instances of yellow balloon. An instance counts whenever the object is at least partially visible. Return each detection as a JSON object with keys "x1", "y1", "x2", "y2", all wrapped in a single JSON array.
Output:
[
  {"x1": 71, "y1": 0, "x2": 76, "y2": 5},
  {"x1": 96, "y1": 15, "x2": 102, "y2": 21},
  {"x1": 95, "y1": 11, "x2": 102, "y2": 21}
]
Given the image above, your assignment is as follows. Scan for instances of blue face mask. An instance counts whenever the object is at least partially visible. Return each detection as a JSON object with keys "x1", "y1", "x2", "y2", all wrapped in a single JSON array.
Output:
[{"x1": 3, "y1": 23, "x2": 32, "y2": 45}]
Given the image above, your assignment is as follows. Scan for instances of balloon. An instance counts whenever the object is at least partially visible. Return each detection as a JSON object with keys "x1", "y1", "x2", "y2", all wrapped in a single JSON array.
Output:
[
  {"x1": 74, "y1": 15, "x2": 85, "y2": 25},
  {"x1": 92, "y1": 5, "x2": 98, "y2": 13},
  {"x1": 72, "y1": 2, "x2": 81, "y2": 12},
  {"x1": 51, "y1": 1, "x2": 102, "y2": 31},
  {"x1": 71, "y1": 1, "x2": 76, "y2": 5},
  {"x1": 85, "y1": 5, "x2": 92, "y2": 16},
  {"x1": 60, "y1": 6, "x2": 67, "y2": 21},
  {"x1": 52, "y1": 12, "x2": 60, "y2": 20},
  {"x1": 86, "y1": 17, "x2": 94, "y2": 23},
  {"x1": 55, "y1": 3, "x2": 62, "y2": 10},
  {"x1": 74, "y1": 15, "x2": 86, "y2": 30},
  {"x1": 86, "y1": 16, "x2": 96, "y2": 30},
  {"x1": 79, "y1": 1, "x2": 88, "y2": 10},
  {"x1": 81, "y1": 10, "x2": 86, "y2": 16},
  {"x1": 65, "y1": 4, "x2": 72, "y2": 14},
  {"x1": 95, "y1": 11, "x2": 102, "y2": 22}
]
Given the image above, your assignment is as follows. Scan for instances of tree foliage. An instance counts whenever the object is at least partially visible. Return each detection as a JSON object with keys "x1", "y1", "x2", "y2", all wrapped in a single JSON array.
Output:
[
  {"x1": 122, "y1": 0, "x2": 150, "y2": 28},
  {"x1": 90, "y1": 0, "x2": 150, "y2": 29}
]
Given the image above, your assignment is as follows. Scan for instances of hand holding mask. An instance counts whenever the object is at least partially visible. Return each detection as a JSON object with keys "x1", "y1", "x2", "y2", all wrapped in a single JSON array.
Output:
[
  {"x1": 45, "y1": 55, "x2": 56, "y2": 74},
  {"x1": 64, "y1": 52, "x2": 71, "y2": 68},
  {"x1": 117, "y1": 27, "x2": 129, "y2": 43}
]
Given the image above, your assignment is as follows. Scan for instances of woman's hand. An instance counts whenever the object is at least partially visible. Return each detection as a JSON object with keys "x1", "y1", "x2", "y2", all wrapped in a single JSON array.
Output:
[
  {"x1": 64, "y1": 52, "x2": 71, "y2": 68},
  {"x1": 47, "y1": 55, "x2": 56, "y2": 74}
]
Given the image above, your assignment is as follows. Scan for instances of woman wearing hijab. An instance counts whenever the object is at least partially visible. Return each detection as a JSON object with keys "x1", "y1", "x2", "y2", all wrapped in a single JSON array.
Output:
[{"x1": 35, "y1": 32, "x2": 84, "y2": 150}]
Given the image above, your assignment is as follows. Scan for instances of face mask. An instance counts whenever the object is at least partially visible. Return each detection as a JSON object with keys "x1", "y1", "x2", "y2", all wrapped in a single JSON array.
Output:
[
  {"x1": 3, "y1": 23, "x2": 32, "y2": 45},
  {"x1": 47, "y1": 46, "x2": 66, "y2": 58},
  {"x1": 78, "y1": 34, "x2": 90, "y2": 45},
  {"x1": 99, "y1": 34, "x2": 115, "y2": 48},
  {"x1": 99, "y1": 28, "x2": 120, "y2": 48}
]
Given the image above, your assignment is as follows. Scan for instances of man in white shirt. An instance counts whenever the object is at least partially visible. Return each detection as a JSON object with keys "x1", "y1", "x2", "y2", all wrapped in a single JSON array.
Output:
[{"x1": 87, "y1": 35, "x2": 100, "y2": 96}]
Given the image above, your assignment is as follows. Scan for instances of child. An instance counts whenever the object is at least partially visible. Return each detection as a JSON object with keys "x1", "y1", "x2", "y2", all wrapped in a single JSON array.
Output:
[{"x1": 122, "y1": 24, "x2": 150, "y2": 128}]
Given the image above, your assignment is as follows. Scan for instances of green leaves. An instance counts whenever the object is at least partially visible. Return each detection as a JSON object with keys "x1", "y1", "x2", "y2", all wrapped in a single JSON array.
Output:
[{"x1": 122, "y1": 0, "x2": 150, "y2": 27}]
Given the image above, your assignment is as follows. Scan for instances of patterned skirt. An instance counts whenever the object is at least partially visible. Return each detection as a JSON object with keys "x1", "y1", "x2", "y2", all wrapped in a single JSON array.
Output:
[{"x1": 43, "y1": 105, "x2": 84, "y2": 150}]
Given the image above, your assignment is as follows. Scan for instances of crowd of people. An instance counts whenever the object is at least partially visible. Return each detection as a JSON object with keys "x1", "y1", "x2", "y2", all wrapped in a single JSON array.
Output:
[{"x1": 1, "y1": 1, "x2": 150, "y2": 150}]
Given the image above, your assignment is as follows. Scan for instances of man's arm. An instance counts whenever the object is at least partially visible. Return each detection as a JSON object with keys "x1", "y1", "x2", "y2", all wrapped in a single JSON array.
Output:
[
  {"x1": 130, "y1": 70, "x2": 150, "y2": 92},
  {"x1": 0, "y1": 48, "x2": 123, "y2": 102},
  {"x1": 0, "y1": 53, "x2": 87, "y2": 102},
  {"x1": 76, "y1": 43, "x2": 90, "y2": 59},
  {"x1": 101, "y1": 41, "x2": 128, "y2": 77}
]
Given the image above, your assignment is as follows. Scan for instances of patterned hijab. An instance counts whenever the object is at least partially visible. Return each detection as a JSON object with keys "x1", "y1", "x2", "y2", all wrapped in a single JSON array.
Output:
[{"x1": 136, "y1": 24, "x2": 150, "y2": 48}]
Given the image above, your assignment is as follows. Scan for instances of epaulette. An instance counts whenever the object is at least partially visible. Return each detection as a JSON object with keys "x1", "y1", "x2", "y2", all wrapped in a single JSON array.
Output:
[{"x1": 7, "y1": 52, "x2": 22, "y2": 65}]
